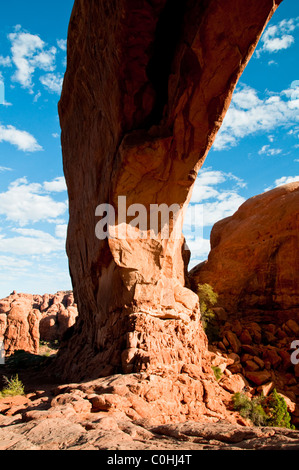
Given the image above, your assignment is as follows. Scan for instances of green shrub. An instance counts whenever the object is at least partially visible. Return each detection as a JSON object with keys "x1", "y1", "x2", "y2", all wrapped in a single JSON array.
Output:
[
  {"x1": 232, "y1": 389, "x2": 294, "y2": 429},
  {"x1": 212, "y1": 365, "x2": 222, "y2": 381},
  {"x1": 265, "y1": 389, "x2": 294, "y2": 429},
  {"x1": 197, "y1": 283, "x2": 220, "y2": 342},
  {"x1": 0, "y1": 374, "x2": 25, "y2": 398},
  {"x1": 232, "y1": 392, "x2": 268, "y2": 426}
]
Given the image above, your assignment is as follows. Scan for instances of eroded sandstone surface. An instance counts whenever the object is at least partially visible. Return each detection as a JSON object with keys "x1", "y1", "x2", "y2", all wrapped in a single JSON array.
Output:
[
  {"x1": 190, "y1": 182, "x2": 299, "y2": 322},
  {"x1": 0, "y1": 291, "x2": 77, "y2": 355},
  {"x1": 1, "y1": 376, "x2": 299, "y2": 450},
  {"x1": 1, "y1": 366, "x2": 299, "y2": 450},
  {"x1": 56, "y1": 0, "x2": 283, "y2": 388}
]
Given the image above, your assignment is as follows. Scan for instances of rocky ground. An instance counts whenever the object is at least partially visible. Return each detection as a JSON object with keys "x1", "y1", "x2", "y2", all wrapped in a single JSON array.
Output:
[
  {"x1": 208, "y1": 316, "x2": 299, "y2": 426},
  {"x1": 1, "y1": 290, "x2": 299, "y2": 450},
  {"x1": 1, "y1": 369, "x2": 299, "y2": 451},
  {"x1": 1, "y1": 347, "x2": 299, "y2": 451}
]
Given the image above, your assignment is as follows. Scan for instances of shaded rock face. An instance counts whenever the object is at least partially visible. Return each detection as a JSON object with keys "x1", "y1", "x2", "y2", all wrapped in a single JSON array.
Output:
[
  {"x1": 190, "y1": 183, "x2": 299, "y2": 322},
  {"x1": 57, "y1": 0, "x2": 282, "y2": 381},
  {"x1": 0, "y1": 292, "x2": 77, "y2": 355}
]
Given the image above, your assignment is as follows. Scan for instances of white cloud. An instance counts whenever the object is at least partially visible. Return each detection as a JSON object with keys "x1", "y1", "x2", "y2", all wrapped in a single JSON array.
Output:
[
  {"x1": 33, "y1": 91, "x2": 41, "y2": 102},
  {"x1": 0, "y1": 56, "x2": 11, "y2": 67},
  {"x1": 0, "y1": 228, "x2": 65, "y2": 255},
  {"x1": 40, "y1": 73, "x2": 63, "y2": 94},
  {"x1": 43, "y1": 176, "x2": 67, "y2": 193},
  {"x1": 264, "y1": 175, "x2": 299, "y2": 192},
  {"x1": 214, "y1": 83, "x2": 299, "y2": 151},
  {"x1": 189, "y1": 169, "x2": 246, "y2": 204},
  {"x1": 183, "y1": 169, "x2": 247, "y2": 266},
  {"x1": 57, "y1": 39, "x2": 67, "y2": 51},
  {"x1": 273, "y1": 175, "x2": 299, "y2": 187},
  {"x1": 8, "y1": 27, "x2": 57, "y2": 91},
  {"x1": 0, "y1": 255, "x2": 31, "y2": 271},
  {"x1": 0, "y1": 124, "x2": 42, "y2": 152},
  {"x1": 258, "y1": 145, "x2": 282, "y2": 156},
  {"x1": 199, "y1": 192, "x2": 246, "y2": 227},
  {"x1": 256, "y1": 17, "x2": 299, "y2": 57},
  {"x1": 185, "y1": 237, "x2": 211, "y2": 269},
  {"x1": 0, "y1": 166, "x2": 12, "y2": 172},
  {"x1": 0, "y1": 177, "x2": 67, "y2": 226},
  {"x1": 184, "y1": 168, "x2": 246, "y2": 235},
  {"x1": 55, "y1": 224, "x2": 68, "y2": 239}
]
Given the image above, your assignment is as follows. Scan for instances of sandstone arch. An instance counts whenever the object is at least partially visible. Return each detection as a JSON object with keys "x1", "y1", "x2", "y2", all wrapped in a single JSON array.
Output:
[{"x1": 56, "y1": 0, "x2": 283, "y2": 381}]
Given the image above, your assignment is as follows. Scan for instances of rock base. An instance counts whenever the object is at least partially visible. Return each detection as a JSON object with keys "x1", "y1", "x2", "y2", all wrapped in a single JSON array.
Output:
[{"x1": 1, "y1": 371, "x2": 299, "y2": 450}]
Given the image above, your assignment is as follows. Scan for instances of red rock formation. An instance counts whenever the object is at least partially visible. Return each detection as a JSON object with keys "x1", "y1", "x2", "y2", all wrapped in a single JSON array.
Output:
[
  {"x1": 190, "y1": 183, "x2": 299, "y2": 322},
  {"x1": 0, "y1": 292, "x2": 77, "y2": 355},
  {"x1": 57, "y1": 0, "x2": 282, "y2": 381}
]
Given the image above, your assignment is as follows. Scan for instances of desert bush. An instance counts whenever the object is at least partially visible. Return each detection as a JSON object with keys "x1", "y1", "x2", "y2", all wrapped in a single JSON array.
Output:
[
  {"x1": 197, "y1": 283, "x2": 220, "y2": 342},
  {"x1": 232, "y1": 389, "x2": 294, "y2": 429},
  {"x1": 0, "y1": 374, "x2": 25, "y2": 398},
  {"x1": 232, "y1": 392, "x2": 268, "y2": 426}
]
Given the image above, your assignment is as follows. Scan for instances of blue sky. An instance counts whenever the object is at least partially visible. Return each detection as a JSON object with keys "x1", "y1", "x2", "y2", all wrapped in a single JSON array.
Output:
[{"x1": 0, "y1": 1, "x2": 298, "y2": 298}]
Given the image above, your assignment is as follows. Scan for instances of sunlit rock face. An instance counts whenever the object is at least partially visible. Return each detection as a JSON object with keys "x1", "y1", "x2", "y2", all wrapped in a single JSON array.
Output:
[
  {"x1": 190, "y1": 183, "x2": 299, "y2": 323},
  {"x1": 57, "y1": 0, "x2": 282, "y2": 382}
]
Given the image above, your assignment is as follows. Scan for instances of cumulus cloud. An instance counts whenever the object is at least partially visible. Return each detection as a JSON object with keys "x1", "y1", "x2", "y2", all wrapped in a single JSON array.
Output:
[
  {"x1": 8, "y1": 27, "x2": 57, "y2": 90},
  {"x1": 214, "y1": 82, "x2": 299, "y2": 151},
  {"x1": 0, "y1": 124, "x2": 43, "y2": 152},
  {"x1": 39, "y1": 73, "x2": 63, "y2": 94},
  {"x1": 43, "y1": 176, "x2": 67, "y2": 193},
  {"x1": 0, "y1": 177, "x2": 67, "y2": 226},
  {"x1": 256, "y1": 17, "x2": 299, "y2": 57}
]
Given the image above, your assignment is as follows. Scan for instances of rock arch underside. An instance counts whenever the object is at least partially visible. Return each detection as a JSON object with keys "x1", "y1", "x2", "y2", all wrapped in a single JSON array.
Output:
[{"x1": 54, "y1": 0, "x2": 284, "y2": 422}]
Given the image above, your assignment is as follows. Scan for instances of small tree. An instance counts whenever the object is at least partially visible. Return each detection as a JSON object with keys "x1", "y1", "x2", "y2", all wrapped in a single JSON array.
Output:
[
  {"x1": 265, "y1": 389, "x2": 294, "y2": 429},
  {"x1": 197, "y1": 283, "x2": 219, "y2": 342}
]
